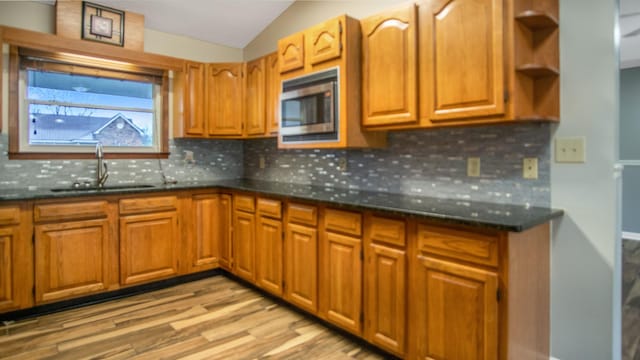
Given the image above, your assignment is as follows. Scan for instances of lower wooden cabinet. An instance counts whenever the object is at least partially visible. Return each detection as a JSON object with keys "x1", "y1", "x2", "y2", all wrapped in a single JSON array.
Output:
[
  {"x1": 120, "y1": 211, "x2": 179, "y2": 285},
  {"x1": 412, "y1": 255, "x2": 499, "y2": 360},
  {"x1": 233, "y1": 208, "x2": 256, "y2": 282},
  {"x1": 189, "y1": 193, "x2": 231, "y2": 273},
  {"x1": 0, "y1": 204, "x2": 33, "y2": 313},
  {"x1": 284, "y1": 222, "x2": 318, "y2": 313},
  {"x1": 320, "y1": 230, "x2": 363, "y2": 335},
  {"x1": 217, "y1": 194, "x2": 233, "y2": 271},
  {"x1": 256, "y1": 215, "x2": 283, "y2": 296},
  {"x1": 35, "y1": 218, "x2": 111, "y2": 303}
]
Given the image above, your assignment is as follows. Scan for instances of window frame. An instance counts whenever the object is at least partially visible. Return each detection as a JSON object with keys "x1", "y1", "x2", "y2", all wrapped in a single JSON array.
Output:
[{"x1": 8, "y1": 46, "x2": 170, "y2": 159}]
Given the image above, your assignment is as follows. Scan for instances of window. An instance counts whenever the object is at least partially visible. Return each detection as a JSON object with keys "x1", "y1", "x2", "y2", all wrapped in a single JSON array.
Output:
[{"x1": 10, "y1": 47, "x2": 169, "y2": 158}]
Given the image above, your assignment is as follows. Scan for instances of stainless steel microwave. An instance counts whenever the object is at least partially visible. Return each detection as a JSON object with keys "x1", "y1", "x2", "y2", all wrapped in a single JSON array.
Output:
[{"x1": 280, "y1": 67, "x2": 339, "y2": 143}]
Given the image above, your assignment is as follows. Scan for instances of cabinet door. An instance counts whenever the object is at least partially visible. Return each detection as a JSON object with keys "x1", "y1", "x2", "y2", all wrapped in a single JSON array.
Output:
[
  {"x1": 207, "y1": 63, "x2": 244, "y2": 136},
  {"x1": 420, "y1": 0, "x2": 504, "y2": 121},
  {"x1": 35, "y1": 219, "x2": 110, "y2": 303},
  {"x1": 0, "y1": 225, "x2": 32, "y2": 312},
  {"x1": 320, "y1": 231, "x2": 362, "y2": 335},
  {"x1": 256, "y1": 216, "x2": 283, "y2": 296},
  {"x1": 285, "y1": 223, "x2": 318, "y2": 313},
  {"x1": 307, "y1": 17, "x2": 342, "y2": 66},
  {"x1": 233, "y1": 210, "x2": 256, "y2": 282},
  {"x1": 120, "y1": 212, "x2": 179, "y2": 285},
  {"x1": 184, "y1": 62, "x2": 206, "y2": 136},
  {"x1": 218, "y1": 194, "x2": 233, "y2": 270},
  {"x1": 190, "y1": 194, "x2": 223, "y2": 272},
  {"x1": 362, "y1": 5, "x2": 417, "y2": 127},
  {"x1": 366, "y1": 244, "x2": 406, "y2": 356},
  {"x1": 413, "y1": 255, "x2": 498, "y2": 360},
  {"x1": 278, "y1": 32, "x2": 304, "y2": 73},
  {"x1": 245, "y1": 57, "x2": 266, "y2": 136},
  {"x1": 265, "y1": 52, "x2": 280, "y2": 135}
]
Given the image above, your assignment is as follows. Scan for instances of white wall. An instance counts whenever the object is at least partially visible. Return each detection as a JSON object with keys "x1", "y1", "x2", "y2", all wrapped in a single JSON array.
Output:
[
  {"x1": 243, "y1": 0, "x2": 406, "y2": 60},
  {"x1": 0, "y1": 1, "x2": 242, "y2": 62},
  {"x1": 551, "y1": 0, "x2": 619, "y2": 359}
]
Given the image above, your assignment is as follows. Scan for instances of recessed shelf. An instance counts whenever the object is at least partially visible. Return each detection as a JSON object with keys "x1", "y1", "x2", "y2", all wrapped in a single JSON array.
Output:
[
  {"x1": 515, "y1": 11, "x2": 559, "y2": 30},
  {"x1": 516, "y1": 64, "x2": 559, "y2": 78}
]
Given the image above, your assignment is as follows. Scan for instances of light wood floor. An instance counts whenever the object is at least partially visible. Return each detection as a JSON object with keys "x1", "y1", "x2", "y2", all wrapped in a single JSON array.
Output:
[{"x1": 0, "y1": 276, "x2": 387, "y2": 360}]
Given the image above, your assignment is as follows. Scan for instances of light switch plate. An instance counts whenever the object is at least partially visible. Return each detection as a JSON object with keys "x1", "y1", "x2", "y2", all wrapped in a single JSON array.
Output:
[
  {"x1": 555, "y1": 137, "x2": 586, "y2": 163},
  {"x1": 259, "y1": 155, "x2": 266, "y2": 169},
  {"x1": 467, "y1": 157, "x2": 480, "y2": 177},
  {"x1": 523, "y1": 158, "x2": 538, "y2": 179}
]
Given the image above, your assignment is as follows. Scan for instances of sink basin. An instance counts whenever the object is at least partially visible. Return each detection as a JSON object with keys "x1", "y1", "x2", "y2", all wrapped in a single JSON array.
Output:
[{"x1": 51, "y1": 184, "x2": 156, "y2": 192}]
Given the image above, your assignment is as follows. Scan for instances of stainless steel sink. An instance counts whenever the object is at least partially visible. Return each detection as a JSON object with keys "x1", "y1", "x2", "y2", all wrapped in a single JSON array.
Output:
[{"x1": 51, "y1": 184, "x2": 156, "y2": 192}]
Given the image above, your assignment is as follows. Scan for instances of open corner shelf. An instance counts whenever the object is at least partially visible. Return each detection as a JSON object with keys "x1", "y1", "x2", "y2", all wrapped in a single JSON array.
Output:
[{"x1": 515, "y1": 11, "x2": 559, "y2": 30}]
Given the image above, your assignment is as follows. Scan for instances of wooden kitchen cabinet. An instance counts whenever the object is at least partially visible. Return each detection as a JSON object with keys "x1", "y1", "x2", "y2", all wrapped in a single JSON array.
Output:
[
  {"x1": 278, "y1": 32, "x2": 304, "y2": 74},
  {"x1": 413, "y1": 256, "x2": 498, "y2": 360},
  {"x1": 363, "y1": 215, "x2": 407, "y2": 357},
  {"x1": 255, "y1": 198, "x2": 283, "y2": 296},
  {"x1": 265, "y1": 52, "x2": 280, "y2": 135},
  {"x1": 120, "y1": 196, "x2": 179, "y2": 286},
  {"x1": 207, "y1": 63, "x2": 244, "y2": 136},
  {"x1": 188, "y1": 193, "x2": 231, "y2": 273},
  {"x1": 245, "y1": 57, "x2": 266, "y2": 136},
  {"x1": 34, "y1": 200, "x2": 115, "y2": 303},
  {"x1": 420, "y1": 0, "x2": 505, "y2": 121},
  {"x1": 183, "y1": 61, "x2": 206, "y2": 136},
  {"x1": 320, "y1": 209, "x2": 363, "y2": 335},
  {"x1": 217, "y1": 194, "x2": 233, "y2": 271},
  {"x1": 361, "y1": 4, "x2": 419, "y2": 128},
  {"x1": 0, "y1": 204, "x2": 33, "y2": 313},
  {"x1": 284, "y1": 203, "x2": 318, "y2": 314},
  {"x1": 233, "y1": 194, "x2": 256, "y2": 282}
]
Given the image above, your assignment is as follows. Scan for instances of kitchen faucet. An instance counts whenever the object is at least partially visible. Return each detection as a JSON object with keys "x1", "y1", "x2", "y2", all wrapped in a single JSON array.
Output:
[{"x1": 95, "y1": 142, "x2": 108, "y2": 188}]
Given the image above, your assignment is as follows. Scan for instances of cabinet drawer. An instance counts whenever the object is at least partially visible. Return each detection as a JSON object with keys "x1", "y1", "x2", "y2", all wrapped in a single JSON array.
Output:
[
  {"x1": 367, "y1": 216, "x2": 405, "y2": 247},
  {"x1": 417, "y1": 225, "x2": 498, "y2": 267},
  {"x1": 35, "y1": 201, "x2": 109, "y2": 222},
  {"x1": 119, "y1": 196, "x2": 177, "y2": 215},
  {"x1": 324, "y1": 209, "x2": 362, "y2": 236},
  {"x1": 0, "y1": 206, "x2": 20, "y2": 226},
  {"x1": 257, "y1": 198, "x2": 281, "y2": 219},
  {"x1": 234, "y1": 195, "x2": 255, "y2": 213},
  {"x1": 288, "y1": 203, "x2": 317, "y2": 226}
]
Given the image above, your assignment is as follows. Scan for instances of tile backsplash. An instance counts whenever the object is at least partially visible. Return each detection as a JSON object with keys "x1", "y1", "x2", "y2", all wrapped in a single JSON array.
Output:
[
  {"x1": 0, "y1": 122, "x2": 551, "y2": 207},
  {"x1": 0, "y1": 134, "x2": 243, "y2": 189},
  {"x1": 244, "y1": 123, "x2": 551, "y2": 207}
]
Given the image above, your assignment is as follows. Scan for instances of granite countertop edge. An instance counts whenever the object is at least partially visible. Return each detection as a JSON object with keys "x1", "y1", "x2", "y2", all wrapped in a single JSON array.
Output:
[{"x1": 0, "y1": 179, "x2": 564, "y2": 233}]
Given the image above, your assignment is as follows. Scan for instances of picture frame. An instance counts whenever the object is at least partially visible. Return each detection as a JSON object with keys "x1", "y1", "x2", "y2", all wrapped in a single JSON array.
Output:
[{"x1": 82, "y1": 1, "x2": 125, "y2": 46}]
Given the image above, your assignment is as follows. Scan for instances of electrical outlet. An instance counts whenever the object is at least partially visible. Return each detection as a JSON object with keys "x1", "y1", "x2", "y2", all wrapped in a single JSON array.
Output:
[
  {"x1": 523, "y1": 158, "x2": 538, "y2": 179},
  {"x1": 338, "y1": 157, "x2": 347, "y2": 172},
  {"x1": 259, "y1": 155, "x2": 266, "y2": 169},
  {"x1": 467, "y1": 157, "x2": 480, "y2": 177},
  {"x1": 555, "y1": 137, "x2": 586, "y2": 163}
]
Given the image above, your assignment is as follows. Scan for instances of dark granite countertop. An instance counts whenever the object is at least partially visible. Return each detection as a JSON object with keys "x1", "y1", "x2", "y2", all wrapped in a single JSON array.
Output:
[{"x1": 0, "y1": 179, "x2": 563, "y2": 232}]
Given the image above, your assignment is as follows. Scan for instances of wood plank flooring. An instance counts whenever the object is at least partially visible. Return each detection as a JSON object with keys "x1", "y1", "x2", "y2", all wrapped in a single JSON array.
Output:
[{"x1": 0, "y1": 276, "x2": 387, "y2": 359}]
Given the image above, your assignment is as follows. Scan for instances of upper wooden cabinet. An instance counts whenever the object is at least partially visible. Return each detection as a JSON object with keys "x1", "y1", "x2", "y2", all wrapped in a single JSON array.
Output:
[
  {"x1": 278, "y1": 32, "x2": 305, "y2": 73},
  {"x1": 362, "y1": 4, "x2": 418, "y2": 128},
  {"x1": 265, "y1": 52, "x2": 280, "y2": 135},
  {"x1": 363, "y1": 0, "x2": 559, "y2": 130},
  {"x1": 183, "y1": 62, "x2": 206, "y2": 136},
  {"x1": 307, "y1": 17, "x2": 342, "y2": 66},
  {"x1": 207, "y1": 63, "x2": 244, "y2": 136},
  {"x1": 421, "y1": 0, "x2": 505, "y2": 121},
  {"x1": 245, "y1": 57, "x2": 266, "y2": 136}
]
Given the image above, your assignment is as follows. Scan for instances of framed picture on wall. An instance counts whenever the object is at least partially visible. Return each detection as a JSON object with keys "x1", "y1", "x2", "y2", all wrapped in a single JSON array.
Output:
[{"x1": 81, "y1": 1, "x2": 125, "y2": 46}]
